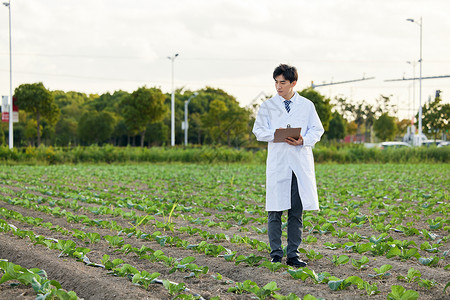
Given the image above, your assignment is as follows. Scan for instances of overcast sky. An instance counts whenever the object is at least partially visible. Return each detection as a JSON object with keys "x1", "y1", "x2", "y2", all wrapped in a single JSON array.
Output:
[{"x1": 1, "y1": 0, "x2": 449, "y2": 120}]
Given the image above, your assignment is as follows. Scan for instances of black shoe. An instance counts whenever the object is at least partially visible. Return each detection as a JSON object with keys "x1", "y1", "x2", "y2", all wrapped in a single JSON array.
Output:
[
  {"x1": 271, "y1": 256, "x2": 282, "y2": 263},
  {"x1": 286, "y1": 257, "x2": 307, "y2": 268}
]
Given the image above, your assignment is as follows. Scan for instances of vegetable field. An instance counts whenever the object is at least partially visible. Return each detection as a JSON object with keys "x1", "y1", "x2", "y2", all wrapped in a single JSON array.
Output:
[{"x1": 0, "y1": 163, "x2": 449, "y2": 299}]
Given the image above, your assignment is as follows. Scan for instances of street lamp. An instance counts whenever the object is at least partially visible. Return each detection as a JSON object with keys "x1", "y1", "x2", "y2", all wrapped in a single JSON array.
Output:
[
  {"x1": 3, "y1": 0, "x2": 12, "y2": 149},
  {"x1": 406, "y1": 60, "x2": 417, "y2": 123},
  {"x1": 168, "y1": 53, "x2": 179, "y2": 146},
  {"x1": 184, "y1": 92, "x2": 198, "y2": 146},
  {"x1": 406, "y1": 17, "x2": 423, "y2": 145}
]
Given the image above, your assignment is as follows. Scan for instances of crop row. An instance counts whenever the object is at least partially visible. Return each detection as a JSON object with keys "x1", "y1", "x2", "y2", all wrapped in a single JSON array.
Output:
[
  {"x1": 1, "y1": 212, "x2": 333, "y2": 300},
  {"x1": 2, "y1": 190, "x2": 448, "y2": 271},
  {"x1": 1, "y1": 194, "x2": 448, "y2": 298}
]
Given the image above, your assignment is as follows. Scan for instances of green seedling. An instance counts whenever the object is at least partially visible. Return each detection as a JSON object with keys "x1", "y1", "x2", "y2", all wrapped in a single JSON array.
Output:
[
  {"x1": 328, "y1": 255, "x2": 349, "y2": 266},
  {"x1": 249, "y1": 281, "x2": 280, "y2": 300},
  {"x1": 235, "y1": 254, "x2": 264, "y2": 266},
  {"x1": 397, "y1": 267, "x2": 421, "y2": 283},
  {"x1": 332, "y1": 229, "x2": 348, "y2": 238},
  {"x1": 417, "y1": 279, "x2": 436, "y2": 290},
  {"x1": 228, "y1": 280, "x2": 257, "y2": 294},
  {"x1": 304, "y1": 235, "x2": 317, "y2": 243},
  {"x1": 300, "y1": 248, "x2": 323, "y2": 261},
  {"x1": 86, "y1": 232, "x2": 101, "y2": 243},
  {"x1": 132, "y1": 271, "x2": 160, "y2": 289},
  {"x1": 163, "y1": 279, "x2": 186, "y2": 296},
  {"x1": 104, "y1": 235, "x2": 124, "y2": 247},
  {"x1": 419, "y1": 256, "x2": 440, "y2": 267},
  {"x1": 387, "y1": 285, "x2": 419, "y2": 300},
  {"x1": 361, "y1": 281, "x2": 380, "y2": 296},
  {"x1": 259, "y1": 261, "x2": 288, "y2": 272},
  {"x1": 273, "y1": 293, "x2": 301, "y2": 300},
  {"x1": 328, "y1": 275, "x2": 363, "y2": 291},
  {"x1": 101, "y1": 254, "x2": 124, "y2": 270},
  {"x1": 111, "y1": 264, "x2": 138, "y2": 277},
  {"x1": 354, "y1": 243, "x2": 371, "y2": 254},
  {"x1": 369, "y1": 233, "x2": 390, "y2": 244},
  {"x1": 351, "y1": 256, "x2": 370, "y2": 270},
  {"x1": 323, "y1": 242, "x2": 342, "y2": 250},
  {"x1": 420, "y1": 241, "x2": 440, "y2": 253},
  {"x1": 369, "y1": 264, "x2": 392, "y2": 279}
]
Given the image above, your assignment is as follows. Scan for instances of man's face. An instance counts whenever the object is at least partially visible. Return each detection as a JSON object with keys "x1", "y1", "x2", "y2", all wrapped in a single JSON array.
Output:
[{"x1": 274, "y1": 74, "x2": 297, "y2": 100}]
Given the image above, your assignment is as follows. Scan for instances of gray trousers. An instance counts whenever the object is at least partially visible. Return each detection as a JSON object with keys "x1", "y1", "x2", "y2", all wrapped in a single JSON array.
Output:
[{"x1": 268, "y1": 172, "x2": 303, "y2": 259}]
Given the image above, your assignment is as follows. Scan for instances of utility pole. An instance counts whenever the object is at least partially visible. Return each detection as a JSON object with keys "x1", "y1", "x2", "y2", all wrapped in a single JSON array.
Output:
[
  {"x1": 168, "y1": 53, "x2": 179, "y2": 146},
  {"x1": 3, "y1": 0, "x2": 13, "y2": 148}
]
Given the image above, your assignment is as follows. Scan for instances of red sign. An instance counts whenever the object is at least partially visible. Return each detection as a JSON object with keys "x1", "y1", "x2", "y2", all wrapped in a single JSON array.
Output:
[{"x1": 2, "y1": 112, "x2": 9, "y2": 122}]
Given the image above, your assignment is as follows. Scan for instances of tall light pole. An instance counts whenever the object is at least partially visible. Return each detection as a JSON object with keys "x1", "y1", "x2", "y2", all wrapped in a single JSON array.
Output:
[
  {"x1": 184, "y1": 92, "x2": 198, "y2": 146},
  {"x1": 3, "y1": 0, "x2": 13, "y2": 149},
  {"x1": 406, "y1": 17, "x2": 423, "y2": 144},
  {"x1": 406, "y1": 60, "x2": 417, "y2": 123},
  {"x1": 168, "y1": 53, "x2": 179, "y2": 146}
]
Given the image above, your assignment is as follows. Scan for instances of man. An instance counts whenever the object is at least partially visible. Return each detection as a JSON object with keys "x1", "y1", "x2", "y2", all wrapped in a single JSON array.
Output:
[{"x1": 252, "y1": 64, "x2": 324, "y2": 267}]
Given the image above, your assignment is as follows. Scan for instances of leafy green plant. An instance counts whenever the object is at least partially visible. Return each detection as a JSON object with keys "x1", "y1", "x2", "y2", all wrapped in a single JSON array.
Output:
[
  {"x1": 299, "y1": 248, "x2": 323, "y2": 262},
  {"x1": 304, "y1": 235, "x2": 317, "y2": 243},
  {"x1": 163, "y1": 279, "x2": 186, "y2": 296},
  {"x1": 328, "y1": 276, "x2": 363, "y2": 291},
  {"x1": 420, "y1": 241, "x2": 440, "y2": 253},
  {"x1": 328, "y1": 255, "x2": 349, "y2": 266},
  {"x1": 0, "y1": 260, "x2": 79, "y2": 299},
  {"x1": 259, "y1": 261, "x2": 288, "y2": 272},
  {"x1": 369, "y1": 264, "x2": 392, "y2": 279},
  {"x1": 419, "y1": 256, "x2": 440, "y2": 267},
  {"x1": 351, "y1": 256, "x2": 370, "y2": 270},
  {"x1": 228, "y1": 280, "x2": 257, "y2": 294},
  {"x1": 101, "y1": 254, "x2": 124, "y2": 270},
  {"x1": 86, "y1": 232, "x2": 101, "y2": 243},
  {"x1": 361, "y1": 281, "x2": 380, "y2": 296},
  {"x1": 387, "y1": 285, "x2": 419, "y2": 300},
  {"x1": 417, "y1": 279, "x2": 437, "y2": 290},
  {"x1": 104, "y1": 235, "x2": 124, "y2": 247},
  {"x1": 235, "y1": 254, "x2": 264, "y2": 266},
  {"x1": 132, "y1": 270, "x2": 160, "y2": 289},
  {"x1": 323, "y1": 242, "x2": 342, "y2": 250},
  {"x1": 397, "y1": 268, "x2": 421, "y2": 283}
]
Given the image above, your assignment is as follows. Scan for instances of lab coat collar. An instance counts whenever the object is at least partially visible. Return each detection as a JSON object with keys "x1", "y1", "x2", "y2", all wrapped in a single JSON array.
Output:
[{"x1": 276, "y1": 92, "x2": 301, "y2": 115}]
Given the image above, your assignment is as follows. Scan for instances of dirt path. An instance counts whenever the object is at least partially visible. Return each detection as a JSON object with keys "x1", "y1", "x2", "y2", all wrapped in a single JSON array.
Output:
[{"x1": 0, "y1": 233, "x2": 165, "y2": 300}]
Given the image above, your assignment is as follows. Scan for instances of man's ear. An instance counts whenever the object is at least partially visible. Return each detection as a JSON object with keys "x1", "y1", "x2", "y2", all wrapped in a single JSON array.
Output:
[{"x1": 291, "y1": 80, "x2": 297, "y2": 87}]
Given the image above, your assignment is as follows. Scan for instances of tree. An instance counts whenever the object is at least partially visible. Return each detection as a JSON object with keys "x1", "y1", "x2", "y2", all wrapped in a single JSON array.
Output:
[
  {"x1": 421, "y1": 96, "x2": 449, "y2": 141},
  {"x1": 53, "y1": 90, "x2": 92, "y2": 146},
  {"x1": 374, "y1": 113, "x2": 397, "y2": 141},
  {"x1": 14, "y1": 82, "x2": 60, "y2": 146},
  {"x1": 299, "y1": 88, "x2": 332, "y2": 131},
  {"x1": 199, "y1": 87, "x2": 249, "y2": 146},
  {"x1": 78, "y1": 111, "x2": 116, "y2": 145},
  {"x1": 327, "y1": 111, "x2": 346, "y2": 141},
  {"x1": 364, "y1": 103, "x2": 376, "y2": 142},
  {"x1": 121, "y1": 86, "x2": 167, "y2": 147}
]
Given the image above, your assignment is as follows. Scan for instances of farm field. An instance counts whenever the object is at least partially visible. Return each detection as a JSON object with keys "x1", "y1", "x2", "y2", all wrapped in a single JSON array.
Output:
[{"x1": 0, "y1": 163, "x2": 449, "y2": 300}]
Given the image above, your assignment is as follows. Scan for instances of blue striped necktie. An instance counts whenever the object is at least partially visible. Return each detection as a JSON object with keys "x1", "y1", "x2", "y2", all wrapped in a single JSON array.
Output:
[{"x1": 284, "y1": 100, "x2": 291, "y2": 113}]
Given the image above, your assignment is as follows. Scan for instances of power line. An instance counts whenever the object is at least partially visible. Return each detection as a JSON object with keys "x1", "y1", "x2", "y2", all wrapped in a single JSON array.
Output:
[
  {"x1": 1, "y1": 52, "x2": 450, "y2": 63},
  {"x1": 384, "y1": 75, "x2": 450, "y2": 82}
]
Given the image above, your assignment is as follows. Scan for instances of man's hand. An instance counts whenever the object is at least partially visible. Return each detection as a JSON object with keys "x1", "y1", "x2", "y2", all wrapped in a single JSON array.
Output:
[{"x1": 285, "y1": 135, "x2": 303, "y2": 146}]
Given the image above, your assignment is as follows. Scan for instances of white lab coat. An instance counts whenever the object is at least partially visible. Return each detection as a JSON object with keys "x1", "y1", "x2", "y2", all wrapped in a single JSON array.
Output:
[{"x1": 252, "y1": 92, "x2": 324, "y2": 212}]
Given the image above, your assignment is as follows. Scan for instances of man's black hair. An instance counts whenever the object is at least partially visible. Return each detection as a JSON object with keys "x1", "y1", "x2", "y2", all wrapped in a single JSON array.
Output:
[{"x1": 273, "y1": 64, "x2": 298, "y2": 83}]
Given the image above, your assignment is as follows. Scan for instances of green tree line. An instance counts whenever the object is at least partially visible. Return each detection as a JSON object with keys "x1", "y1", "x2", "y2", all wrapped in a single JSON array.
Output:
[{"x1": 0, "y1": 82, "x2": 448, "y2": 147}]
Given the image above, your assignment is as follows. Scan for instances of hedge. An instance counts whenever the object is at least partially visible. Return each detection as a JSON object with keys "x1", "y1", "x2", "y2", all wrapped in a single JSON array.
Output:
[{"x1": 0, "y1": 144, "x2": 448, "y2": 164}]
